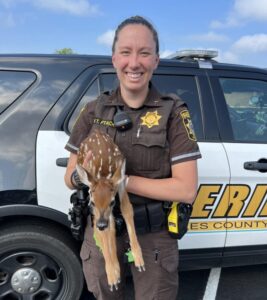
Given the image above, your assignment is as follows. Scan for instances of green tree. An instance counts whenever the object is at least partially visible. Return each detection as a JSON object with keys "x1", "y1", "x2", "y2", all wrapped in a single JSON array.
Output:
[{"x1": 55, "y1": 48, "x2": 76, "y2": 54}]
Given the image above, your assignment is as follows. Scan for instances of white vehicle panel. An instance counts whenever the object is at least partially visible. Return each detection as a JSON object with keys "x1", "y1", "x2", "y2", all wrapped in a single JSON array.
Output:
[
  {"x1": 36, "y1": 131, "x2": 72, "y2": 214},
  {"x1": 224, "y1": 143, "x2": 267, "y2": 247},
  {"x1": 180, "y1": 142, "x2": 230, "y2": 250}
]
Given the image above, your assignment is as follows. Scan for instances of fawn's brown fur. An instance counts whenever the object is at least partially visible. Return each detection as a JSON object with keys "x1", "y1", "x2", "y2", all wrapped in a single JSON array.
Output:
[{"x1": 76, "y1": 129, "x2": 145, "y2": 291}]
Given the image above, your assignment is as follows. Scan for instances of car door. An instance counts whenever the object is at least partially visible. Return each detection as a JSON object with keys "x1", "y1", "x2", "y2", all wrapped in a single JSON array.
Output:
[
  {"x1": 151, "y1": 66, "x2": 229, "y2": 254},
  {"x1": 209, "y1": 69, "x2": 267, "y2": 252}
]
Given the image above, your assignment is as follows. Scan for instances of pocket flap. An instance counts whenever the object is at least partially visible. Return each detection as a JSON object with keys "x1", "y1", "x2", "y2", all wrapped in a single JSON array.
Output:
[
  {"x1": 80, "y1": 243, "x2": 91, "y2": 261},
  {"x1": 132, "y1": 132, "x2": 166, "y2": 147}
]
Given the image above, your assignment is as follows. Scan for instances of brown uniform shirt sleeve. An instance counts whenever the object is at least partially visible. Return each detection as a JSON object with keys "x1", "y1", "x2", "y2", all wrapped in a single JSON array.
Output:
[
  {"x1": 168, "y1": 99, "x2": 202, "y2": 165},
  {"x1": 65, "y1": 100, "x2": 97, "y2": 154}
]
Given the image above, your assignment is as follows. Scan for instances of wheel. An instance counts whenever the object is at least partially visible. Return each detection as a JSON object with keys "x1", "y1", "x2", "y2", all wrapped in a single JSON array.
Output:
[{"x1": 0, "y1": 220, "x2": 84, "y2": 300}]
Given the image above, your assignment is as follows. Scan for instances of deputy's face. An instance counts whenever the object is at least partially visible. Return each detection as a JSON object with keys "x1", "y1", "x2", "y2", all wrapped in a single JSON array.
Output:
[{"x1": 112, "y1": 24, "x2": 159, "y2": 96}]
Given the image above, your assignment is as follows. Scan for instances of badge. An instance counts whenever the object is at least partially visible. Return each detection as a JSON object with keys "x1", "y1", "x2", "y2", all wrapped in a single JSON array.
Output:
[
  {"x1": 141, "y1": 111, "x2": 162, "y2": 128},
  {"x1": 180, "y1": 110, "x2": 197, "y2": 141}
]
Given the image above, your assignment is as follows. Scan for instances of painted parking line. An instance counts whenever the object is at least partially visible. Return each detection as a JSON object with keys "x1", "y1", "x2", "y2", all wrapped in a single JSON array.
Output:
[{"x1": 203, "y1": 268, "x2": 221, "y2": 300}]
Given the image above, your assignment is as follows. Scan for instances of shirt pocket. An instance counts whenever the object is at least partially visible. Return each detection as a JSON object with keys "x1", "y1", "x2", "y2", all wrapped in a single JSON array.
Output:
[{"x1": 131, "y1": 131, "x2": 166, "y2": 172}]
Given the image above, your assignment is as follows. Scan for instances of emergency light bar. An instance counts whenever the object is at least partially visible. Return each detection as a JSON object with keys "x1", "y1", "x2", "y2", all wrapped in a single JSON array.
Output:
[{"x1": 167, "y1": 49, "x2": 218, "y2": 60}]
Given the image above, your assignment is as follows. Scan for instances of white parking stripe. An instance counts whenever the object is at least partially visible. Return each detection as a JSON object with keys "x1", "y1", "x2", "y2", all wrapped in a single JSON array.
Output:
[{"x1": 203, "y1": 268, "x2": 221, "y2": 300}]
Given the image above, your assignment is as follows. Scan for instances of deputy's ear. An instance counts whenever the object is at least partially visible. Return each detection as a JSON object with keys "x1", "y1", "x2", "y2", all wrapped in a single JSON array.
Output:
[
  {"x1": 112, "y1": 53, "x2": 117, "y2": 69},
  {"x1": 154, "y1": 54, "x2": 159, "y2": 70}
]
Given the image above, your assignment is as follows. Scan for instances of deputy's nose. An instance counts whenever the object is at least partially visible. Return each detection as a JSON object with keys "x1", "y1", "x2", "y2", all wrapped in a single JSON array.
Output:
[{"x1": 128, "y1": 54, "x2": 139, "y2": 68}]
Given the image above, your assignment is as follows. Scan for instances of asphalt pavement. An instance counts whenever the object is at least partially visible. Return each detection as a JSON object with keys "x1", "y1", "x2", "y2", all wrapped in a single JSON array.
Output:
[{"x1": 80, "y1": 264, "x2": 267, "y2": 300}]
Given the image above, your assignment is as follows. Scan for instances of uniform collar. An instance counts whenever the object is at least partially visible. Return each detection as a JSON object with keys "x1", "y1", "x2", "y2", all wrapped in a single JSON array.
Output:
[{"x1": 104, "y1": 82, "x2": 164, "y2": 108}]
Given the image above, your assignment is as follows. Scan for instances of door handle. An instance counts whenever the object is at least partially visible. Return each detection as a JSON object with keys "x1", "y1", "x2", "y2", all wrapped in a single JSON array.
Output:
[
  {"x1": 244, "y1": 158, "x2": 267, "y2": 173},
  {"x1": 56, "y1": 157, "x2": 69, "y2": 167}
]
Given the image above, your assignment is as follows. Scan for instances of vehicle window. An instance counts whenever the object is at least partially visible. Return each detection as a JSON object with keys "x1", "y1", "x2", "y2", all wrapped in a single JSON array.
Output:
[
  {"x1": 0, "y1": 70, "x2": 36, "y2": 114},
  {"x1": 219, "y1": 78, "x2": 267, "y2": 142},
  {"x1": 152, "y1": 75, "x2": 203, "y2": 140},
  {"x1": 99, "y1": 74, "x2": 119, "y2": 93},
  {"x1": 68, "y1": 79, "x2": 99, "y2": 132}
]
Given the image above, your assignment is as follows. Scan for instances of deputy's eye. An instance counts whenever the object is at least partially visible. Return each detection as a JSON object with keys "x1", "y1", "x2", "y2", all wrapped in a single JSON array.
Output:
[
  {"x1": 120, "y1": 50, "x2": 130, "y2": 56},
  {"x1": 140, "y1": 52, "x2": 150, "y2": 57}
]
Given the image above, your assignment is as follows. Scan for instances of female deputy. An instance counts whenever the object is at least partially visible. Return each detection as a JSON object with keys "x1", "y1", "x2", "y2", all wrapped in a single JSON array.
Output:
[{"x1": 64, "y1": 15, "x2": 201, "y2": 300}]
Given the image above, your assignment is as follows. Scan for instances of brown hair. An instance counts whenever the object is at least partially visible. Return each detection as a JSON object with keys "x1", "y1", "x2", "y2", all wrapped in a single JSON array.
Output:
[{"x1": 112, "y1": 16, "x2": 159, "y2": 55}]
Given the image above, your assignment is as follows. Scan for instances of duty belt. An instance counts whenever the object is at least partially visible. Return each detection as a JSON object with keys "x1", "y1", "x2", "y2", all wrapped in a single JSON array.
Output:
[
  {"x1": 110, "y1": 194, "x2": 167, "y2": 235},
  {"x1": 133, "y1": 202, "x2": 166, "y2": 234}
]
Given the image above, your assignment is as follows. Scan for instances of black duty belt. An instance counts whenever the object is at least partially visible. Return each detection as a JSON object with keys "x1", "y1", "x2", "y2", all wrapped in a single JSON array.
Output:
[
  {"x1": 133, "y1": 202, "x2": 166, "y2": 234},
  {"x1": 111, "y1": 195, "x2": 167, "y2": 235}
]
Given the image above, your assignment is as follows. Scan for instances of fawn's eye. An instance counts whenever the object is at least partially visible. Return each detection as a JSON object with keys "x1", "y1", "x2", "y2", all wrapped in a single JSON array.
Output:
[
  {"x1": 90, "y1": 201, "x2": 95, "y2": 207},
  {"x1": 110, "y1": 200, "x2": 115, "y2": 207}
]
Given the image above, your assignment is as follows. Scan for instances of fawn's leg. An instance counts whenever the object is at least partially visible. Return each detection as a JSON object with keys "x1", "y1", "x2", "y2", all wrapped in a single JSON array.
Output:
[
  {"x1": 95, "y1": 218, "x2": 121, "y2": 290},
  {"x1": 118, "y1": 185, "x2": 145, "y2": 271}
]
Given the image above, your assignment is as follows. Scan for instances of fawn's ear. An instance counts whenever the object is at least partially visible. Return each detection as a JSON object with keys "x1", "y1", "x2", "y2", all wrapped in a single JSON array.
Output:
[
  {"x1": 111, "y1": 159, "x2": 125, "y2": 186},
  {"x1": 76, "y1": 164, "x2": 96, "y2": 188}
]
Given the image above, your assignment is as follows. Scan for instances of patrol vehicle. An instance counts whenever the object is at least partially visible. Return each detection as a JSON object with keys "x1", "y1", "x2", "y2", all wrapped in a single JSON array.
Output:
[{"x1": 0, "y1": 50, "x2": 267, "y2": 299}]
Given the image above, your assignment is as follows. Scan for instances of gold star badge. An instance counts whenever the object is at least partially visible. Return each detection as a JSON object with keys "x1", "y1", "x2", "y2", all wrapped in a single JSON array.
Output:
[{"x1": 141, "y1": 111, "x2": 162, "y2": 128}]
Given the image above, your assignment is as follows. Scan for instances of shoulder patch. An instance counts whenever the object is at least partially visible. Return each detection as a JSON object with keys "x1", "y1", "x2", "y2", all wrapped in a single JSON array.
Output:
[{"x1": 180, "y1": 110, "x2": 197, "y2": 141}]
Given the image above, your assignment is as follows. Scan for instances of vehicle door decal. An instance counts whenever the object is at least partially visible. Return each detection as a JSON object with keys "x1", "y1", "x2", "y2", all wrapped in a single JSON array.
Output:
[{"x1": 189, "y1": 184, "x2": 267, "y2": 233}]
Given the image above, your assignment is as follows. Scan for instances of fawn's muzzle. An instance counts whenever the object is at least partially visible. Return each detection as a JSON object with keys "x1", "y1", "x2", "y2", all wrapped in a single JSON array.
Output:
[{"x1": 97, "y1": 219, "x2": 109, "y2": 231}]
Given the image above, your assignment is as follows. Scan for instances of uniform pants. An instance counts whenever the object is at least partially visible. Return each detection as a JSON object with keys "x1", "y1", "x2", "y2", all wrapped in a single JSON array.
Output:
[{"x1": 80, "y1": 223, "x2": 179, "y2": 300}]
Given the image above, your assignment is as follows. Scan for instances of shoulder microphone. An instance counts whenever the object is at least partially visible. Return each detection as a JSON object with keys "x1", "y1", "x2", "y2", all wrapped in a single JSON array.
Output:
[{"x1": 113, "y1": 106, "x2": 132, "y2": 131}]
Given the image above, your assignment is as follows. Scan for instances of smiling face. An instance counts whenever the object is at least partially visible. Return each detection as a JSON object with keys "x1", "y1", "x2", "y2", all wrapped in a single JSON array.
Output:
[{"x1": 112, "y1": 24, "x2": 159, "y2": 98}]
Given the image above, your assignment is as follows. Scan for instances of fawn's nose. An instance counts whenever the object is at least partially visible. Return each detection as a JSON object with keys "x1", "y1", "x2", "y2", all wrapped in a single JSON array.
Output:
[{"x1": 97, "y1": 220, "x2": 108, "y2": 231}]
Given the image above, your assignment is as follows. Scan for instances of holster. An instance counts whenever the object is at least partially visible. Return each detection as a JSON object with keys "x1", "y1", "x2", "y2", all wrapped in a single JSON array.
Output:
[
  {"x1": 68, "y1": 188, "x2": 89, "y2": 241},
  {"x1": 167, "y1": 202, "x2": 193, "y2": 239}
]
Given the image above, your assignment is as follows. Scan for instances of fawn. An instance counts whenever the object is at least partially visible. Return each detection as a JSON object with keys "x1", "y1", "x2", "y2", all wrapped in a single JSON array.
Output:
[{"x1": 76, "y1": 129, "x2": 145, "y2": 291}]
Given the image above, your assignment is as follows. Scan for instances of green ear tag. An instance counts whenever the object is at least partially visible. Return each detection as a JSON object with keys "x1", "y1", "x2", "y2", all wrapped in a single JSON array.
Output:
[{"x1": 126, "y1": 250, "x2": 134, "y2": 263}]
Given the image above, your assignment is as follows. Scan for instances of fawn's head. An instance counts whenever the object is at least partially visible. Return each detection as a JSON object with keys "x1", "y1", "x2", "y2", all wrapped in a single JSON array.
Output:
[{"x1": 76, "y1": 159, "x2": 125, "y2": 231}]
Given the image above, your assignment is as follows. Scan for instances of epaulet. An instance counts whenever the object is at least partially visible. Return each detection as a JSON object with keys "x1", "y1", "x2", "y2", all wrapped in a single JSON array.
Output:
[{"x1": 161, "y1": 93, "x2": 185, "y2": 107}]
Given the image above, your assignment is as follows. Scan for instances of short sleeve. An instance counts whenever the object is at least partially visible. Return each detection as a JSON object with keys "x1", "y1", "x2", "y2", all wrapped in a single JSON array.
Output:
[
  {"x1": 168, "y1": 100, "x2": 202, "y2": 165},
  {"x1": 65, "y1": 100, "x2": 97, "y2": 154}
]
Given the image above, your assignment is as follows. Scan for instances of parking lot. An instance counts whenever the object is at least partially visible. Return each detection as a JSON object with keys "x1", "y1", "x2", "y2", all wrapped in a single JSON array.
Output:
[{"x1": 81, "y1": 264, "x2": 267, "y2": 300}]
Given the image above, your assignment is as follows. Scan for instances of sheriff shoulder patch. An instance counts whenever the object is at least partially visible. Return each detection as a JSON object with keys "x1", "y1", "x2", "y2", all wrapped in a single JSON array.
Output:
[
  {"x1": 180, "y1": 110, "x2": 197, "y2": 141},
  {"x1": 141, "y1": 111, "x2": 162, "y2": 128}
]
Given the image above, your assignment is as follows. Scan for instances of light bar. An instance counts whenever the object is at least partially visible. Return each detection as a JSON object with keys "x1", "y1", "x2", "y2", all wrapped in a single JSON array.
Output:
[{"x1": 167, "y1": 49, "x2": 218, "y2": 60}]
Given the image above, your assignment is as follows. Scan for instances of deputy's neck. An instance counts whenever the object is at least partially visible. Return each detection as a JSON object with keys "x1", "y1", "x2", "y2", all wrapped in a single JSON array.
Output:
[{"x1": 120, "y1": 87, "x2": 148, "y2": 109}]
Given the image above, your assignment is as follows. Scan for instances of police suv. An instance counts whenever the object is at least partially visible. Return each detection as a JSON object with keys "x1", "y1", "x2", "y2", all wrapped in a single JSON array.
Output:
[{"x1": 0, "y1": 50, "x2": 267, "y2": 299}]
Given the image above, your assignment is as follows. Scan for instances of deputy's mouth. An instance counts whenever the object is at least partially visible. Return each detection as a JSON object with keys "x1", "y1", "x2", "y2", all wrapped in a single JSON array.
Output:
[{"x1": 126, "y1": 72, "x2": 143, "y2": 79}]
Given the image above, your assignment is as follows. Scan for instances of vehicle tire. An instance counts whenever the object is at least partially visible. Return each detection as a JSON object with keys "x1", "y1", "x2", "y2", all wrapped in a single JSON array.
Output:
[{"x1": 0, "y1": 220, "x2": 84, "y2": 300}]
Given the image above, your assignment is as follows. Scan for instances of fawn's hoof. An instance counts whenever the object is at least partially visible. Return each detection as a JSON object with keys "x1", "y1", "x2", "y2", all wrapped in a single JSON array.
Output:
[
  {"x1": 137, "y1": 265, "x2": 146, "y2": 272},
  {"x1": 109, "y1": 278, "x2": 121, "y2": 292}
]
